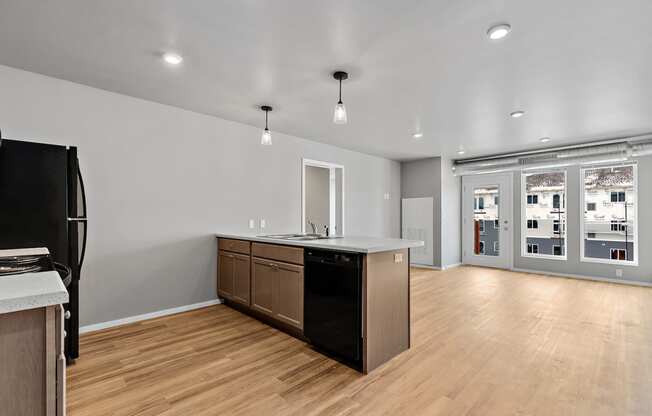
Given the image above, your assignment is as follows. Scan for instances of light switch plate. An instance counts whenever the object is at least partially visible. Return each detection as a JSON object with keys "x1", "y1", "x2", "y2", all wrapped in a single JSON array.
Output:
[
  {"x1": 394, "y1": 253, "x2": 404, "y2": 263},
  {"x1": 260, "y1": 219, "x2": 266, "y2": 229},
  {"x1": 616, "y1": 269, "x2": 623, "y2": 278},
  {"x1": 384, "y1": 193, "x2": 391, "y2": 200},
  {"x1": 248, "y1": 219, "x2": 255, "y2": 229}
]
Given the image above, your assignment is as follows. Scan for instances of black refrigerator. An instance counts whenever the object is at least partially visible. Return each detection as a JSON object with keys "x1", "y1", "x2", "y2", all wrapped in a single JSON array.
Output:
[{"x1": 0, "y1": 137, "x2": 87, "y2": 361}]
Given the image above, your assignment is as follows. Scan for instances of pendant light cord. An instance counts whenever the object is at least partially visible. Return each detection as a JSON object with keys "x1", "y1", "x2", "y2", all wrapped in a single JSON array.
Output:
[
  {"x1": 338, "y1": 78, "x2": 343, "y2": 104},
  {"x1": 265, "y1": 109, "x2": 269, "y2": 130}
]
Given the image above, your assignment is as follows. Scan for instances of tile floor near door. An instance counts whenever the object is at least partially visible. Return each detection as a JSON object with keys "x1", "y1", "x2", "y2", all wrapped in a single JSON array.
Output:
[{"x1": 67, "y1": 267, "x2": 652, "y2": 416}]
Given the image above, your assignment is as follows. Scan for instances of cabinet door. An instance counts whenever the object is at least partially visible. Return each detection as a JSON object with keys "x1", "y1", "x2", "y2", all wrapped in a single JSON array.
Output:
[
  {"x1": 275, "y1": 263, "x2": 304, "y2": 329},
  {"x1": 232, "y1": 253, "x2": 251, "y2": 306},
  {"x1": 217, "y1": 251, "x2": 235, "y2": 299},
  {"x1": 251, "y1": 258, "x2": 276, "y2": 317}
]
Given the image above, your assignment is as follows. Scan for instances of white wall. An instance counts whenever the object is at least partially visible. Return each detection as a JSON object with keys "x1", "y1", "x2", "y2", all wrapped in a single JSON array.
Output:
[
  {"x1": 0, "y1": 65, "x2": 401, "y2": 326},
  {"x1": 440, "y1": 158, "x2": 461, "y2": 267}
]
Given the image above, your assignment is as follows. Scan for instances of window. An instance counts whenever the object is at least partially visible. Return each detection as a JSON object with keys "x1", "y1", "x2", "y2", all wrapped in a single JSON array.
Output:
[
  {"x1": 479, "y1": 241, "x2": 485, "y2": 254},
  {"x1": 553, "y1": 194, "x2": 561, "y2": 209},
  {"x1": 473, "y1": 186, "x2": 500, "y2": 257},
  {"x1": 582, "y1": 165, "x2": 637, "y2": 264},
  {"x1": 494, "y1": 241, "x2": 499, "y2": 252},
  {"x1": 610, "y1": 249, "x2": 627, "y2": 261},
  {"x1": 610, "y1": 191, "x2": 626, "y2": 202},
  {"x1": 523, "y1": 171, "x2": 566, "y2": 259}
]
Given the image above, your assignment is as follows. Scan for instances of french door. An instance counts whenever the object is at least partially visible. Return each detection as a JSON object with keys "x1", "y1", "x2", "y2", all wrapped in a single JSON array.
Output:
[{"x1": 462, "y1": 173, "x2": 513, "y2": 269}]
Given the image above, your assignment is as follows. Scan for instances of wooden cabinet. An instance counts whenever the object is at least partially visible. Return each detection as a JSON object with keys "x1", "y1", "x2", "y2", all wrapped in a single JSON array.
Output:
[
  {"x1": 217, "y1": 237, "x2": 303, "y2": 331},
  {"x1": 218, "y1": 250, "x2": 250, "y2": 306},
  {"x1": 217, "y1": 250, "x2": 235, "y2": 299},
  {"x1": 0, "y1": 304, "x2": 66, "y2": 416},
  {"x1": 252, "y1": 257, "x2": 304, "y2": 330}
]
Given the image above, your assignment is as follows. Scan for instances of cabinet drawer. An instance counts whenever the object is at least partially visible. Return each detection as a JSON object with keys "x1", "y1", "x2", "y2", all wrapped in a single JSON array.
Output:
[
  {"x1": 219, "y1": 238, "x2": 251, "y2": 255},
  {"x1": 252, "y1": 242, "x2": 304, "y2": 265}
]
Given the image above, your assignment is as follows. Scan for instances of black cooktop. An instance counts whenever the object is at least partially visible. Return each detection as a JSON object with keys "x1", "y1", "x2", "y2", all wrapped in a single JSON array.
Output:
[{"x1": 0, "y1": 254, "x2": 55, "y2": 276}]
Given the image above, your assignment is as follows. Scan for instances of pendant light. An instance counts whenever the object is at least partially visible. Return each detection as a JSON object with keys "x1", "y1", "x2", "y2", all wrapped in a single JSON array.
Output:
[
  {"x1": 333, "y1": 71, "x2": 349, "y2": 124},
  {"x1": 260, "y1": 105, "x2": 273, "y2": 145}
]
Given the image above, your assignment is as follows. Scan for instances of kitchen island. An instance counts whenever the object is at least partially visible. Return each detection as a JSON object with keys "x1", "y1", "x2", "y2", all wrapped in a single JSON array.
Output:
[{"x1": 216, "y1": 233, "x2": 423, "y2": 373}]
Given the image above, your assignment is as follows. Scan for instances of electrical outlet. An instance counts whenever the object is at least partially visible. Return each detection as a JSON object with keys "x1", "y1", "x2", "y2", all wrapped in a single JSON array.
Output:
[
  {"x1": 384, "y1": 193, "x2": 390, "y2": 200},
  {"x1": 248, "y1": 219, "x2": 255, "y2": 229},
  {"x1": 260, "y1": 219, "x2": 266, "y2": 229},
  {"x1": 394, "y1": 253, "x2": 404, "y2": 263},
  {"x1": 615, "y1": 269, "x2": 623, "y2": 278}
]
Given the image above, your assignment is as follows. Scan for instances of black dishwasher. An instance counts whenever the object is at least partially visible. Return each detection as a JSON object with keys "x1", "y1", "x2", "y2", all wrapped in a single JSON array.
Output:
[{"x1": 304, "y1": 249, "x2": 362, "y2": 370}]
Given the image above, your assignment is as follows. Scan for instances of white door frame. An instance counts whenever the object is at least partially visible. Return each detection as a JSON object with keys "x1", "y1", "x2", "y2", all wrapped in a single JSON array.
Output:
[
  {"x1": 301, "y1": 158, "x2": 345, "y2": 234},
  {"x1": 462, "y1": 172, "x2": 514, "y2": 269}
]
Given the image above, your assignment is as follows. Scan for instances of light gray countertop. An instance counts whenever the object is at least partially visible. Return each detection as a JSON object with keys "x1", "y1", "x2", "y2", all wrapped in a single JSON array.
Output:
[
  {"x1": 216, "y1": 232, "x2": 424, "y2": 254},
  {"x1": 0, "y1": 270, "x2": 69, "y2": 314}
]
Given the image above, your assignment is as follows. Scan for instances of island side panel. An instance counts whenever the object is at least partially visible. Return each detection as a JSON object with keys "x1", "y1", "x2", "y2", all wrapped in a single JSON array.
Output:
[{"x1": 363, "y1": 248, "x2": 410, "y2": 373}]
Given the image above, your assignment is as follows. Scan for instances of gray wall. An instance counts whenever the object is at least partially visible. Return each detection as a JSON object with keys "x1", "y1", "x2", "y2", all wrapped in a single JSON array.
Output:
[
  {"x1": 401, "y1": 157, "x2": 442, "y2": 267},
  {"x1": 513, "y1": 156, "x2": 652, "y2": 284},
  {"x1": 304, "y1": 166, "x2": 330, "y2": 231},
  {"x1": 400, "y1": 157, "x2": 462, "y2": 268},
  {"x1": 0, "y1": 65, "x2": 401, "y2": 326}
]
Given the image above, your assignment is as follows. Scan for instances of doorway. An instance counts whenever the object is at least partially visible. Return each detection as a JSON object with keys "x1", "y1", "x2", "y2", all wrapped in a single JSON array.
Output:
[
  {"x1": 302, "y1": 159, "x2": 344, "y2": 235},
  {"x1": 462, "y1": 173, "x2": 513, "y2": 269}
]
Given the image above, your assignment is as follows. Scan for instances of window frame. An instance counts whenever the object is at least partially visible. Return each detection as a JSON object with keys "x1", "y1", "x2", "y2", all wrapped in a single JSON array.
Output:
[
  {"x1": 552, "y1": 245, "x2": 562, "y2": 256},
  {"x1": 580, "y1": 163, "x2": 638, "y2": 266},
  {"x1": 521, "y1": 170, "x2": 568, "y2": 261},
  {"x1": 493, "y1": 241, "x2": 499, "y2": 252}
]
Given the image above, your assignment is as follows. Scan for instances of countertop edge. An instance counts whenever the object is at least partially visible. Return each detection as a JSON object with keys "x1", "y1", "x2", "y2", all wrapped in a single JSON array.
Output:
[
  {"x1": 0, "y1": 291, "x2": 69, "y2": 314},
  {"x1": 215, "y1": 233, "x2": 424, "y2": 253}
]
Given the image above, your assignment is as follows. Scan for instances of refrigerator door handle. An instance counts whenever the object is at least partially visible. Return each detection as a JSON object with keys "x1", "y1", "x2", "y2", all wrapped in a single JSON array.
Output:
[{"x1": 77, "y1": 161, "x2": 88, "y2": 274}]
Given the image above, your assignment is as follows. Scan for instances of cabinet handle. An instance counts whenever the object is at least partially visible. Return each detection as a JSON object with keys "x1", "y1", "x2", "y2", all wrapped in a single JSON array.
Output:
[{"x1": 64, "y1": 310, "x2": 71, "y2": 319}]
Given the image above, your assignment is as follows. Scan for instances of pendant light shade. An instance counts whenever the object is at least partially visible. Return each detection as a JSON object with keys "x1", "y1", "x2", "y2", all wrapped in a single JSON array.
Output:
[
  {"x1": 260, "y1": 105, "x2": 273, "y2": 145},
  {"x1": 332, "y1": 71, "x2": 349, "y2": 124},
  {"x1": 333, "y1": 102, "x2": 347, "y2": 124}
]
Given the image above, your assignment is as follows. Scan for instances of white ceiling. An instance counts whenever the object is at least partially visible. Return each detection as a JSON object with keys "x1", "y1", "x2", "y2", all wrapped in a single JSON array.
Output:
[{"x1": 1, "y1": 0, "x2": 652, "y2": 160}]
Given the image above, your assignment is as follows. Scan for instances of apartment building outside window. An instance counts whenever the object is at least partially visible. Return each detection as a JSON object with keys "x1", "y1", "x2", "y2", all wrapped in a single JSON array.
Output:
[
  {"x1": 581, "y1": 165, "x2": 637, "y2": 264},
  {"x1": 522, "y1": 171, "x2": 567, "y2": 259}
]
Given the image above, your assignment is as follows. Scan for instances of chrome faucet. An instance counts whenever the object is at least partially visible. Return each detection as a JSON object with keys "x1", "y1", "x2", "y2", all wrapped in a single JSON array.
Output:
[{"x1": 308, "y1": 220, "x2": 317, "y2": 234}]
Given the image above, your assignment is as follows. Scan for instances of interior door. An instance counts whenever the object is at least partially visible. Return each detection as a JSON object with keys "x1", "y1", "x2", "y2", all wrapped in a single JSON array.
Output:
[{"x1": 462, "y1": 173, "x2": 513, "y2": 269}]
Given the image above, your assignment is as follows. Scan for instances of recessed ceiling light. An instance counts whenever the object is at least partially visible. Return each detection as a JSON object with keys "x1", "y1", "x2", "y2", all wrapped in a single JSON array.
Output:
[
  {"x1": 412, "y1": 132, "x2": 424, "y2": 139},
  {"x1": 162, "y1": 52, "x2": 183, "y2": 65},
  {"x1": 510, "y1": 110, "x2": 525, "y2": 118},
  {"x1": 457, "y1": 149, "x2": 466, "y2": 155},
  {"x1": 487, "y1": 23, "x2": 511, "y2": 40},
  {"x1": 540, "y1": 137, "x2": 551, "y2": 143}
]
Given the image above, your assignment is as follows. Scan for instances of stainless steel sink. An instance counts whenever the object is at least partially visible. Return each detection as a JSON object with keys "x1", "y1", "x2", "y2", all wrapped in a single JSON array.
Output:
[{"x1": 259, "y1": 234, "x2": 341, "y2": 241}]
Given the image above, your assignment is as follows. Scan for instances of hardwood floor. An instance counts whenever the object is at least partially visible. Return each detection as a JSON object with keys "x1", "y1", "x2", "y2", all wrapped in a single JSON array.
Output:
[{"x1": 67, "y1": 266, "x2": 652, "y2": 415}]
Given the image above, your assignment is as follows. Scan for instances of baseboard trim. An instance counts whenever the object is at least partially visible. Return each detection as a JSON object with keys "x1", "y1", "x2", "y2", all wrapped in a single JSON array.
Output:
[
  {"x1": 511, "y1": 267, "x2": 652, "y2": 288},
  {"x1": 411, "y1": 264, "x2": 441, "y2": 270},
  {"x1": 80, "y1": 299, "x2": 222, "y2": 334},
  {"x1": 442, "y1": 262, "x2": 463, "y2": 270}
]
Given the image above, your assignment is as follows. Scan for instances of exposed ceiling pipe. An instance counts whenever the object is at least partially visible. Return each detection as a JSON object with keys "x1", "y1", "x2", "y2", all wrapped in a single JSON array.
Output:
[{"x1": 453, "y1": 135, "x2": 652, "y2": 176}]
